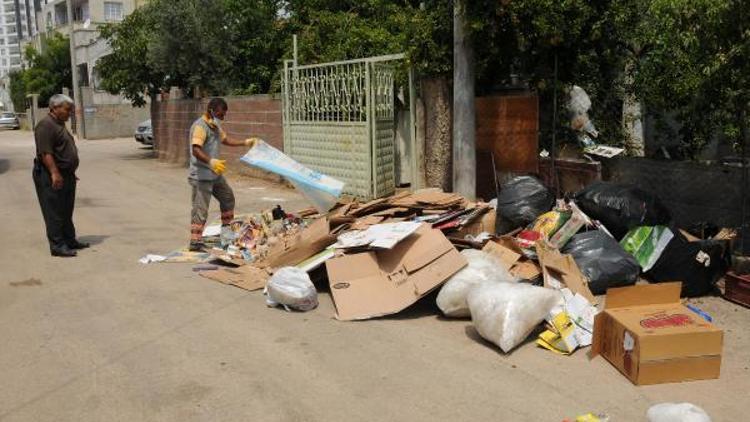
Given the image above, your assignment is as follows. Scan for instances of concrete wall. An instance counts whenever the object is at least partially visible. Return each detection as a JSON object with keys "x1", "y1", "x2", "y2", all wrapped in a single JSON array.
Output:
[
  {"x1": 78, "y1": 87, "x2": 149, "y2": 139},
  {"x1": 153, "y1": 95, "x2": 284, "y2": 181},
  {"x1": 82, "y1": 103, "x2": 149, "y2": 139}
]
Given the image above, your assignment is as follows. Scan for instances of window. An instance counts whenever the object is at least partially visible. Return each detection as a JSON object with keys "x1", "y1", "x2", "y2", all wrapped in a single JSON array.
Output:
[
  {"x1": 73, "y1": 3, "x2": 89, "y2": 22},
  {"x1": 104, "y1": 2, "x2": 123, "y2": 22},
  {"x1": 10, "y1": 57, "x2": 20, "y2": 65},
  {"x1": 78, "y1": 63, "x2": 89, "y2": 86}
]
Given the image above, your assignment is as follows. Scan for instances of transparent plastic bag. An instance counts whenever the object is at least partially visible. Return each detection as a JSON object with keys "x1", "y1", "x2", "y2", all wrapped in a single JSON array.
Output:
[
  {"x1": 467, "y1": 282, "x2": 561, "y2": 353},
  {"x1": 264, "y1": 267, "x2": 318, "y2": 312},
  {"x1": 241, "y1": 142, "x2": 345, "y2": 213},
  {"x1": 436, "y1": 249, "x2": 518, "y2": 318},
  {"x1": 647, "y1": 403, "x2": 711, "y2": 422}
]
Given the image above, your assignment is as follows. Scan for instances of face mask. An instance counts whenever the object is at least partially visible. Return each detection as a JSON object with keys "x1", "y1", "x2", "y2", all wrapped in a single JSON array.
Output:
[{"x1": 210, "y1": 111, "x2": 223, "y2": 126}]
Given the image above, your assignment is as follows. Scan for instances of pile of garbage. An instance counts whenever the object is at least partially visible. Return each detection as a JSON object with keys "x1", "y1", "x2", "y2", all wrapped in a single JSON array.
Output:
[
  {"x1": 145, "y1": 141, "x2": 739, "y2": 387},
  {"x1": 205, "y1": 208, "x2": 312, "y2": 265}
]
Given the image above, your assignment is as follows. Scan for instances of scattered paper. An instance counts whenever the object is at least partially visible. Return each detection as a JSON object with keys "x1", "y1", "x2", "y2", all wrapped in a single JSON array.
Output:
[
  {"x1": 334, "y1": 222, "x2": 422, "y2": 250},
  {"x1": 139, "y1": 254, "x2": 166, "y2": 264},
  {"x1": 202, "y1": 224, "x2": 222, "y2": 237},
  {"x1": 584, "y1": 145, "x2": 625, "y2": 158},
  {"x1": 539, "y1": 288, "x2": 598, "y2": 354}
]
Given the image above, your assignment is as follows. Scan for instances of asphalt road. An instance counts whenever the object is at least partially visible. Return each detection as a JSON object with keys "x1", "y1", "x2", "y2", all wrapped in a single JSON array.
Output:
[{"x1": 0, "y1": 129, "x2": 747, "y2": 421}]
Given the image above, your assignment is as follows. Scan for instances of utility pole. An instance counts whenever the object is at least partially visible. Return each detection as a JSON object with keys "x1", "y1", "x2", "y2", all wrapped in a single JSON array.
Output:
[
  {"x1": 452, "y1": 0, "x2": 476, "y2": 199},
  {"x1": 66, "y1": 0, "x2": 82, "y2": 137}
]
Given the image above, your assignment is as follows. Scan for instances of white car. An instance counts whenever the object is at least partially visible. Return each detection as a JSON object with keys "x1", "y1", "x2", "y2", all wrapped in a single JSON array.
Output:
[
  {"x1": 0, "y1": 112, "x2": 20, "y2": 130},
  {"x1": 134, "y1": 119, "x2": 153, "y2": 145}
]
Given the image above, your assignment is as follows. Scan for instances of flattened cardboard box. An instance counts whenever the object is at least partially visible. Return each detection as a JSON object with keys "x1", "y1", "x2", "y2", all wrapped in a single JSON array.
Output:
[
  {"x1": 199, "y1": 266, "x2": 271, "y2": 291},
  {"x1": 326, "y1": 224, "x2": 467, "y2": 320},
  {"x1": 591, "y1": 283, "x2": 723, "y2": 385}
]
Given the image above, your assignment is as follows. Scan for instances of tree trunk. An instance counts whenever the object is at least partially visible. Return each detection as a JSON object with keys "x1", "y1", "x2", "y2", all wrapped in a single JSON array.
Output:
[
  {"x1": 622, "y1": 57, "x2": 645, "y2": 156},
  {"x1": 740, "y1": 106, "x2": 749, "y2": 253},
  {"x1": 149, "y1": 91, "x2": 160, "y2": 158},
  {"x1": 421, "y1": 77, "x2": 452, "y2": 191},
  {"x1": 452, "y1": 0, "x2": 476, "y2": 199}
]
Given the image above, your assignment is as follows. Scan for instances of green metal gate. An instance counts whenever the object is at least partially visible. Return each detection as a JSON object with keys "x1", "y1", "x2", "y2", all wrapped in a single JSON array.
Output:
[{"x1": 282, "y1": 54, "x2": 404, "y2": 200}]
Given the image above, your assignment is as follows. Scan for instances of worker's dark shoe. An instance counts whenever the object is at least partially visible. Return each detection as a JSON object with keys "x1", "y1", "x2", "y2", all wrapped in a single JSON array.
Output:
[
  {"x1": 67, "y1": 240, "x2": 90, "y2": 250},
  {"x1": 51, "y1": 246, "x2": 77, "y2": 257},
  {"x1": 188, "y1": 242, "x2": 206, "y2": 252}
]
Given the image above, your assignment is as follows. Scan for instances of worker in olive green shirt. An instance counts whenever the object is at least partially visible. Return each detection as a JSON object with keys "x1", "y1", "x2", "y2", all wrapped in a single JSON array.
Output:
[
  {"x1": 32, "y1": 94, "x2": 89, "y2": 257},
  {"x1": 188, "y1": 97, "x2": 262, "y2": 251}
]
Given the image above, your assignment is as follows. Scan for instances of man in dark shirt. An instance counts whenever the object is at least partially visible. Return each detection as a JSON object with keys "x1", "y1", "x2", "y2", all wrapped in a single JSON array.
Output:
[{"x1": 32, "y1": 94, "x2": 89, "y2": 257}]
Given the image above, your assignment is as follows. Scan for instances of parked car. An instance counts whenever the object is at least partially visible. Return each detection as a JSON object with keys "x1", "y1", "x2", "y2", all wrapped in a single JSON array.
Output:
[
  {"x1": 134, "y1": 119, "x2": 153, "y2": 145},
  {"x1": 0, "y1": 112, "x2": 20, "y2": 130}
]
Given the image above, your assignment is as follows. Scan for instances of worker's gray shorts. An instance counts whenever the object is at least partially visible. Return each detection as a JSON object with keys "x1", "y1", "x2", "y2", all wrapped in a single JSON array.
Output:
[{"x1": 189, "y1": 177, "x2": 235, "y2": 227}]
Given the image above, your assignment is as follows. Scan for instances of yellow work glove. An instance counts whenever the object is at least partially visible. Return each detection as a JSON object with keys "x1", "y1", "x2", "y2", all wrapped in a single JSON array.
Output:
[
  {"x1": 244, "y1": 137, "x2": 263, "y2": 148},
  {"x1": 209, "y1": 158, "x2": 226, "y2": 175}
]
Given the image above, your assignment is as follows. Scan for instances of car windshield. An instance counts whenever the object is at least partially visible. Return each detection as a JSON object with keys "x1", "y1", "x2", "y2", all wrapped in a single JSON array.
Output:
[{"x1": 1, "y1": 113, "x2": 14, "y2": 118}]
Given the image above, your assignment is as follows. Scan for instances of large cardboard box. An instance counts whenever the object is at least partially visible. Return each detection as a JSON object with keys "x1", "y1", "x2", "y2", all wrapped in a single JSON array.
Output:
[
  {"x1": 591, "y1": 283, "x2": 723, "y2": 385},
  {"x1": 326, "y1": 224, "x2": 467, "y2": 320}
]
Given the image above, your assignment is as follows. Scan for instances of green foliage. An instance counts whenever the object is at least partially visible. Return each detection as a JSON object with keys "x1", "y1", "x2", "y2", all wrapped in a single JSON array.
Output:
[
  {"x1": 463, "y1": 0, "x2": 630, "y2": 147},
  {"x1": 637, "y1": 0, "x2": 749, "y2": 156},
  {"x1": 145, "y1": 0, "x2": 235, "y2": 95},
  {"x1": 98, "y1": 0, "x2": 286, "y2": 99},
  {"x1": 19, "y1": 33, "x2": 72, "y2": 107},
  {"x1": 223, "y1": 0, "x2": 288, "y2": 94},
  {"x1": 283, "y1": 0, "x2": 406, "y2": 64},
  {"x1": 9, "y1": 71, "x2": 27, "y2": 112},
  {"x1": 399, "y1": 1, "x2": 452, "y2": 77},
  {"x1": 98, "y1": 6, "x2": 167, "y2": 107},
  {"x1": 93, "y1": 0, "x2": 746, "y2": 158}
]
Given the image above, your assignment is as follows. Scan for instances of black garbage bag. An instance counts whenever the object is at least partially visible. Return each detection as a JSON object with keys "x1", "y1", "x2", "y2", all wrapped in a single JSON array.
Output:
[
  {"x1": 645, "y1": 232, "x2": 729, "y2": 297},
  {"x1": 562, "y1": 230, "x2": 640, "y2": 295},
  {"x1": 573, "y1": 181, "x2": 671, "y2": 239},
  {"x1": 495, "y1": 176, "x2": 554, "y2": 234}
]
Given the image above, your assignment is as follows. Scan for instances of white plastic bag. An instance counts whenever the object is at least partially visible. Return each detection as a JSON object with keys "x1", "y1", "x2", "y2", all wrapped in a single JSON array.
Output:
[
  {"x1": 467, "y1": 282, "x2": 561, "y2": 353},
  {"x1": 241, "y1": 142, "x2": 345, "y2": 213},
  {"x1": 436, "y1": 250, "x2": 517, "y2": 318},
  {"x1": 265, "y1": 267, "x2": 318, "y2": 312},
  {"x1": 647, "y1": 403, "x2": 711, "y2": 422}
]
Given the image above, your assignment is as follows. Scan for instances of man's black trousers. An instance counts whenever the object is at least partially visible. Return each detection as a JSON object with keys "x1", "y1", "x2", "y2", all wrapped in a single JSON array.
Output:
[{"x1": 32, "y1": 160, "x2": 77, "y2": 251}]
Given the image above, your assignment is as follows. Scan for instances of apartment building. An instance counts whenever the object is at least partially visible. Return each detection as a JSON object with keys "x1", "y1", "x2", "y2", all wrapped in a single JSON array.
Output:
[
  {"x1": 30, "y1": 0, "x2": 142, "y2": 91},
  {"x1": 0, "y1": 0, "x2": 37, "y2": 76},
  {"x1": 20, "y1": 1, "x2": 149, "y2": 137}
]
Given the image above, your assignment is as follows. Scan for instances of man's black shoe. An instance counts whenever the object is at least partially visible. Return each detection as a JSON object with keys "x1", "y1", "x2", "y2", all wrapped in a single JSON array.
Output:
[
  {"x1": 68, "y1": 240, "x2": 91, "y2": 249},
  {"x1": 51, "y1": 246, "x2": 77, "y2": 257}
]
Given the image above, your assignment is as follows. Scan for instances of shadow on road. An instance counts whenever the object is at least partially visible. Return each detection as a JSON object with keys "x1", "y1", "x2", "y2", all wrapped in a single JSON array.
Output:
[
  {"x1": 119, "y1": 146, "x2": 156, "y2": 161},
  {"x1": 0, "y1": 159, "x2": 8, "y2": 175},
  {"x1": 78, "y1": 235, "x2": 109, "y2": 246}
]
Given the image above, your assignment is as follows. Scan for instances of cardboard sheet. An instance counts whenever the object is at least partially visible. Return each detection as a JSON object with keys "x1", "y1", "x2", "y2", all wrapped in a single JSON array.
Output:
[
  {"x1": 326, "y1": 224, "x2": 467, "y2": 320},
  {"x1": 199, "y1": 265, "x2": 271, "y2": 291},
  {"x1": 334, "y1": 222, "x2": 422, "y2": 250},
  {"x1": 482, "y1": 237, "x2": 542, "y2": 281},
  {"x1": 537, "y1": 243, "x2": 595, "y2": 303}
]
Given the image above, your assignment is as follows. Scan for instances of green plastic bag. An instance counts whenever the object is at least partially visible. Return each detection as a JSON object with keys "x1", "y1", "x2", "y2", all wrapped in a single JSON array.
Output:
[{"x1": 620, "y1": 226, "x2": 674, "y2": 272}]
